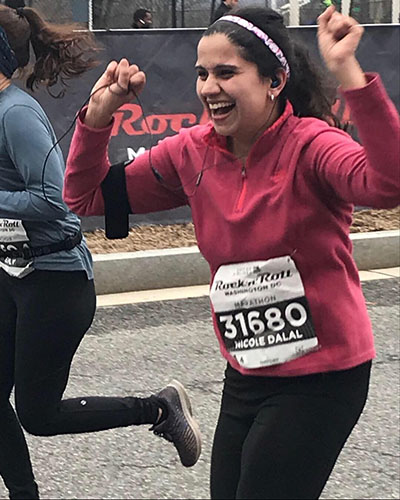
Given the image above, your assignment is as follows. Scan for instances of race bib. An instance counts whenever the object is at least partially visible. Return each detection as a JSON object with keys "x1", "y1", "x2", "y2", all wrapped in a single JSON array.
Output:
[
  {"x1": 210, "y1": 256, "x2": 319, "y2": 369},
  {"x1": 0, "y1": 219, "x2": 34, "y2": 278}
]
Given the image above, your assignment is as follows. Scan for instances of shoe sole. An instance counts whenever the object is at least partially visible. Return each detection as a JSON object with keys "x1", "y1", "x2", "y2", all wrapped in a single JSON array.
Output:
[{"x1": 168, "y1": 379, "x2": 202, "y2": 467}]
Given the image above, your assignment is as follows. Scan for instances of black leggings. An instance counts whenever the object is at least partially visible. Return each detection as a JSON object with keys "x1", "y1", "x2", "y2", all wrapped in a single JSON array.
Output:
[
  {"x1": 211, "y1": 361, "x2": 371, "y2": 500},
  {"x1": 0, "y1": 269, "x2": 160, "y2": 499}
]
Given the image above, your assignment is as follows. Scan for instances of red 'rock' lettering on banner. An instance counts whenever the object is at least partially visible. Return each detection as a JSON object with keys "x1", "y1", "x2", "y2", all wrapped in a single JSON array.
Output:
[{"x1": 111, "y1": 104, "x2": 203, "y2": 137}]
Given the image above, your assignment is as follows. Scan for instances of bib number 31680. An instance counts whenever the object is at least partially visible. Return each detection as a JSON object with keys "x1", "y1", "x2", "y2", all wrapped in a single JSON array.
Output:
[
  {"x1": 210, "y1": 257, "x2": 319, "y2": 369},
  {"x1": 220, "y1": 301, "x2": 308, "y2": 339}
]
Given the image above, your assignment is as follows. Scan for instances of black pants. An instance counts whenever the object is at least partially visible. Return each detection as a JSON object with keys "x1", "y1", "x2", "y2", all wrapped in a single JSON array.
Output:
[
  {"x1": 0, "y1": 270, "x2": 160, "y2": 500},
  {"x1": 211, "y1": 361, "x2": 371, "y2": 500}
]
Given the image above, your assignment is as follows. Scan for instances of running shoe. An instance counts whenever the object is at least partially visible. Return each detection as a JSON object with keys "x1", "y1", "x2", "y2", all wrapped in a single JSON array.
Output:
[{"x1": 150, "y1": 380, "x2": 202, "y2": 467}]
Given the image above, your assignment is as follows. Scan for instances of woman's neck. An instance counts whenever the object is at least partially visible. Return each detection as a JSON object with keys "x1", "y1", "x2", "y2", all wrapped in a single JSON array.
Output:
[
  {"x1": 0, "y1": 75, "x2": 11, "y2": 93},
  {"x1": 228, "y1": 107, "x2": 281, "y2": 161},
  {"x1": 227, "y1": 137, "x2": 249, "y2": 163}
]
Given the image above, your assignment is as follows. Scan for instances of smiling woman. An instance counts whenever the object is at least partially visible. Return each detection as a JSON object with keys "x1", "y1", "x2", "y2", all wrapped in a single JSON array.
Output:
[
  {"x1": 64, "y1": 4, "x2": 399, "y2": 499},
  {"x1": 195, "y1": 34, "x2": 281, "y2": 158}
]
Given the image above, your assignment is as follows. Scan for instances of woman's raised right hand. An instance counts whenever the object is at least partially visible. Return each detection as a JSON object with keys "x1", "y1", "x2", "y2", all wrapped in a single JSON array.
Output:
[{"x1": 85, "y1": 59, "x2": 146, "y2": 128}]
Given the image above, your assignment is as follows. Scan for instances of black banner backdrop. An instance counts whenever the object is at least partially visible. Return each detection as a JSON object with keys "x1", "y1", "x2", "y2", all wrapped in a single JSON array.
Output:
[{"x1": 27, "y1": 26, "x2": 400, "y2": 228}]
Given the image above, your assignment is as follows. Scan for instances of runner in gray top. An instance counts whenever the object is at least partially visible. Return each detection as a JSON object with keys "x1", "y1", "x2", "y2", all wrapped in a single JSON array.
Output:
[
  {"x1": 0, "y1": 5, "x2": 201, "y2": 499},
  {"x1": 0, "y1": 83, "x2": 93, "y2": 278}
]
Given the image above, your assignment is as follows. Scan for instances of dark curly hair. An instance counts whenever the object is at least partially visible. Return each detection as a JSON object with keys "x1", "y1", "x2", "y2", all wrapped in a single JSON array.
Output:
[
  {"x1": 205, "y1": 6, "x2": 340, "y2": 127},
  {"x1": 0, "y1": 5, "x2": 98, "y2": 97}
]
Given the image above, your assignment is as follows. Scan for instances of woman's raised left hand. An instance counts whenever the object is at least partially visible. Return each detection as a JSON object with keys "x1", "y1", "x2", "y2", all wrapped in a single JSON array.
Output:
[{"x1": 318, "y1": 6, "x2": 366, "y2": 88}]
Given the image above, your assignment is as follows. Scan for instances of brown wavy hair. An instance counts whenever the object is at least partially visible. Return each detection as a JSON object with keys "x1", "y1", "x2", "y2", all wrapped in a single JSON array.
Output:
[{"x1": 0, "y1": 5, "x2": 98, "y2": 97}]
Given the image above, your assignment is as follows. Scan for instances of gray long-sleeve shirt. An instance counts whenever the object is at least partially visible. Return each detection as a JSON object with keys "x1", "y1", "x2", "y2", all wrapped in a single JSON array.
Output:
[{"x1": 0, "y1": 84, "x2": 93, "y2": 278}]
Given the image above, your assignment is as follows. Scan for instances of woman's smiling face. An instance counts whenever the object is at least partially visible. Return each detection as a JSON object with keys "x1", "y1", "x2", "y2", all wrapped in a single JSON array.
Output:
[{"x1": 196, "y1": 33, "x2": 272, "y2": 149}]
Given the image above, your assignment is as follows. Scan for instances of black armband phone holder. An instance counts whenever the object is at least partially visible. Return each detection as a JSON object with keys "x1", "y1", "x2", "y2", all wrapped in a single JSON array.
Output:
[{"x1": 101, "y1": 160, "x2": 132, "y2": 239}]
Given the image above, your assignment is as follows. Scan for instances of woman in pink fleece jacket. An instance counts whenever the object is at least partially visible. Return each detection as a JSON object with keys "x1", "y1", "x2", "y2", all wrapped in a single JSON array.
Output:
[{"x1": 64, "y1": 5, "x2": 399, "y2": 499}]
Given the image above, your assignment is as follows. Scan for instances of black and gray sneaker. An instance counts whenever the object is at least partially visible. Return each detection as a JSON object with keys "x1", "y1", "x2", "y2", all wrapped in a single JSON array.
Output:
[{"x1": 150, "y1": 380, "x2": 202, "y2": 467}]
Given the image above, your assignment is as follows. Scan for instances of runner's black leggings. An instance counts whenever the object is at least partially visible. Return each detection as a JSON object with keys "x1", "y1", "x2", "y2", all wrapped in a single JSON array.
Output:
[
  {"x1": 211, "y1": 361, "x2": 371, "y2": 499},
  {"x1": 0, "y1": 269, "x2": 160, "y2": 500}
]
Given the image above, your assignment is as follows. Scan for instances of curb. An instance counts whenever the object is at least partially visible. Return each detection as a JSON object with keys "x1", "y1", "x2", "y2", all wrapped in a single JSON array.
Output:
[{"x1": 92, "y1": 230, "x2": 400, "y2": 295}]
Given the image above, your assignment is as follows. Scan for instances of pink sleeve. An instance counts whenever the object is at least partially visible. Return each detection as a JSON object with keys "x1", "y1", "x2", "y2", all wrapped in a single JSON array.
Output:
[
  {"x1": 63, "y1": 108, "x2": 111, "y2": 215},
  {"x1": 308, "y1": 74, "x2": 400, "y2": 208},
  {"x1": 64, "y1": 108, "x2": 187, "y2": 216}
]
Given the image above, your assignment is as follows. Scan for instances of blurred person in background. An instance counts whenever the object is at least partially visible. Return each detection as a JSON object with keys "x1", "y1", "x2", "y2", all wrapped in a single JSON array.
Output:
[
  {"x1": 211, "y1": 0, "x2": 239, "y2": 24},
  {"x1": 132, "y1": 8, "x2": 153, "y2": 29}
]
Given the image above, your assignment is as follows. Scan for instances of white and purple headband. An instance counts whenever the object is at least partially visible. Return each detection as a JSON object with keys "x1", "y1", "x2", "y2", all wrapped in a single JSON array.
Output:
[{"x1": 216, "y1": 15, "x2": 291, "y2": 79}]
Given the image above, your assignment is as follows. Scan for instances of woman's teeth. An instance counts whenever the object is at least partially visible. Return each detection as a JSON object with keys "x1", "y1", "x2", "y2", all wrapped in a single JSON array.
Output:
[{"x1": 209, "y1": 102, "x2": 235, "y2": 115}]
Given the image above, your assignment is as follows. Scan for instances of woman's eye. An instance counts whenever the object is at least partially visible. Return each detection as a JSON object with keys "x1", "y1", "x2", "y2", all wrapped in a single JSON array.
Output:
[{"x1": 218, "y1": 70, "x2": 234, "y2": 79}]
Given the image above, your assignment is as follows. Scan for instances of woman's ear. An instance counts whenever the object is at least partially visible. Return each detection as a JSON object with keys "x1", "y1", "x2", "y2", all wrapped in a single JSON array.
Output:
[{"x1": 267, "y1": 68, "x2": 287, "y2": 100}]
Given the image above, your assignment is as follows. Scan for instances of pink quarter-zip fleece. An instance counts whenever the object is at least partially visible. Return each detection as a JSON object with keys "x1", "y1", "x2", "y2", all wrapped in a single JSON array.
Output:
[{"x1": 64, "y1": 74, "x2": 400, "y2": 377}]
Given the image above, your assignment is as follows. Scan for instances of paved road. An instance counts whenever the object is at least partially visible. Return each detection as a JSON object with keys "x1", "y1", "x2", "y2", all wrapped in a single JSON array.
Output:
[{"x1": 1, "y1": 278, "x2": 399, "y2": 499}]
